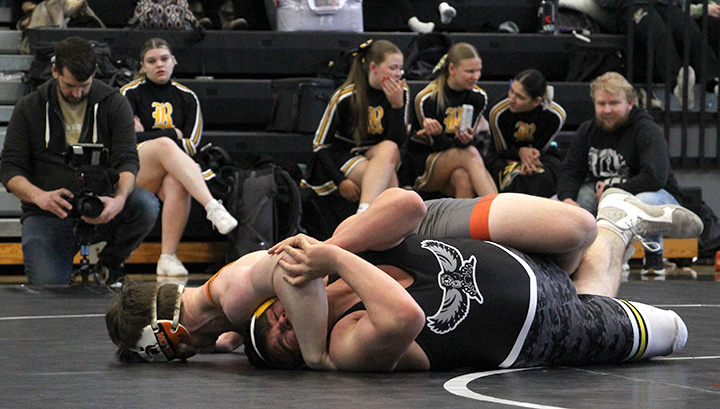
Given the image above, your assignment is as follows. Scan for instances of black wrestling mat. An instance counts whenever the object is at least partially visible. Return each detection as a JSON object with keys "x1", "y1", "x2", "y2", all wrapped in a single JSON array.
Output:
[{"x1": 0, "y1": 281, "x2": 718, "y2": 409}]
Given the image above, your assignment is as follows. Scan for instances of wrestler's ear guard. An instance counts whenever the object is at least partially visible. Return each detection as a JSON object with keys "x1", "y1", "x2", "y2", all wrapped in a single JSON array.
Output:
[{"x1": 133, "y1": 284, "x2": 196, "y2": 362}]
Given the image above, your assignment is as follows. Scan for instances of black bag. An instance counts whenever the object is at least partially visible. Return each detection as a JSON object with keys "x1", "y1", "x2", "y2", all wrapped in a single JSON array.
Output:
[
  {"x1": 697, "y1": 202, "x2": 720, "y2": 258},
  {"x1": 267, "y1": 78, "x2": 334, "y2": 134},
  {"x1": 195, "y1": 144, "x2": 304, "y2": 263},
  {"x1": 23, "y1": 40, "x2": 136, "y2": 91},
  {"x1": 564, "y1": 40, "x2": 625, "y2": 82},
  {"x1": 556, "y1": 8, "x2": 601, "y2": 34},
  {"x1": 403, "y1": 33, "x2": 453, "y2": 81}
]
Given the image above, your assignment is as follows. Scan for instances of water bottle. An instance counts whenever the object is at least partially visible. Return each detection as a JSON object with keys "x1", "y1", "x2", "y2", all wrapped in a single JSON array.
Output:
[{"x1": 538, "y1": 0, "x2": 556, "y2": 34}]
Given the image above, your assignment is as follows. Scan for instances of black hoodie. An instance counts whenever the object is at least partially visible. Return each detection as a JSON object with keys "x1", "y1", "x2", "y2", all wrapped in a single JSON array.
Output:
[
  {"x1": 0, "y1": 78, "x2": 138, "y2": 220},
  {"x1": 556, "y1": 106, "x2": 680, "y2": 202}
]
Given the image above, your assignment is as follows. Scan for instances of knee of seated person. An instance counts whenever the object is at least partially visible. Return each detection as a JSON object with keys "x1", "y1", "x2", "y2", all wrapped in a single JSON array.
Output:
[
  {"x1": 457, "y1": 145, "x2": 482, "y2": 162},
  {"x1": 373, "y1": 140, "x2": 401, "y2": 161},
  {"x1": 152, "y1": 136, "x2": 181, "y2": 150},
  {"x1": 449, "y1": 168, "x2": 472, "y2": 192},
  {"x1": 127, "y1": 188, "x2": 161, "y2": 224}
]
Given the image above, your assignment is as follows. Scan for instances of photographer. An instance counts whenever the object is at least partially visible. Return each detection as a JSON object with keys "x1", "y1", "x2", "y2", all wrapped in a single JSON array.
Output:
[{"x1": 0, "y1": 37, "x2": 160, "y2": 285}]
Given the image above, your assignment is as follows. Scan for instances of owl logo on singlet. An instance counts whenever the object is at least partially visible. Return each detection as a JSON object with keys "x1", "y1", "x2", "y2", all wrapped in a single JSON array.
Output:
[{"x1": 421, "y1": 240, "x2": 483, "y2": 335}]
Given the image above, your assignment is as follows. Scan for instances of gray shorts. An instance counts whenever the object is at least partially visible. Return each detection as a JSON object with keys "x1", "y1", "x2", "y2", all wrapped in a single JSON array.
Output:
[{"x1": 416, "y1": 197, "x2": 482, "y2": 238}]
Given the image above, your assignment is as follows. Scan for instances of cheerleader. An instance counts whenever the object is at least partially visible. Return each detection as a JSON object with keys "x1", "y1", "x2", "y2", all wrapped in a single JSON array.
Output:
[
  {"x1": 399, "y1": 42, "x2": 497, "y2": 199},
  {"x1": 488, "y1": 69, "x2": 566, "y2": 198},
  {"x1": 302, "y1": 39, "x2": 410, "y2": 214}
]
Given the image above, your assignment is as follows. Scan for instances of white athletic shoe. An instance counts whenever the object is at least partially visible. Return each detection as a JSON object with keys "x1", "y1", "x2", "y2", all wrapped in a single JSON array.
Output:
[
  {"x1": 439, "y1": 2, "x2": 456, "y2": 24},
  {"x1": 205, "y1": 199, "x2": 238, "y2": 234},
  {"x1": 624, "y1": 301, "x2": 688, "y2": 359},
  {"x1": 673, "y1": 66, "x2": 696, "y2": 109},
  {"x1": 596, "y1": 188, "x2": 704, "y2": 252},
  {"x1": 157, "y1": 254, "x2": 189, "y2": 276}
]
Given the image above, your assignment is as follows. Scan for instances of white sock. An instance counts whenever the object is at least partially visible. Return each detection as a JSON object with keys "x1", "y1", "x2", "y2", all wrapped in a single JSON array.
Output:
[
  {"x1": 408, "y1": 16, "x2": 434, "y2": 33},
  {"x1": 439, "y1": 2, "x2": 456, "y2": 25},
  {"x1": 356, "y1": 203, "x2": 370, "y2": 214},
  {"x1": 597, "y1": 220, "x2": 630, "y2": 247}
]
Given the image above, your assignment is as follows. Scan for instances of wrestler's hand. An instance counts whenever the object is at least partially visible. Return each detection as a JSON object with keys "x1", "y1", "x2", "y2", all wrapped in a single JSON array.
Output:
[
  {"x1": 338, "y1": 178, "x2": 360, "y2": 202},
  {"x1": 268, "y1": 233, "x2": 320, "y2": 255},
  {"x1": 280, "y1": 238, "x2": 339, "y2": 285}
]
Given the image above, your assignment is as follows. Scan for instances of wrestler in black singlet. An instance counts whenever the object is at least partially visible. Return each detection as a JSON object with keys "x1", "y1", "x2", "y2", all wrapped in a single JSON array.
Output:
[{"x1": 354, "y1": 235, "x2": 637, "y2": 371}]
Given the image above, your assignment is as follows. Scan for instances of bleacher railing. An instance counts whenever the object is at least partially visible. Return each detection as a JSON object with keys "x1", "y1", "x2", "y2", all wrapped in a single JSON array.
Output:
[{"x1": 631, "y1": 0, "x2": 719, "y2": 168}]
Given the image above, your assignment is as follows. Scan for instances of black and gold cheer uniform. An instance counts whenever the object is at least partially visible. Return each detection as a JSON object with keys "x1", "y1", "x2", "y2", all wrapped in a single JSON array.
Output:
[
  {"x1": 399, "y1": 83, "x2": 488, "y2": 190},
  {"x1": 121, "y1": 78, "x2": 203, "y2": 156},
  {"x1": 487, "y1": 99, "x2": 565, "y2": 196},
  {"x1": 302, "y1": 83, "x2": 410, "y2": 196}
]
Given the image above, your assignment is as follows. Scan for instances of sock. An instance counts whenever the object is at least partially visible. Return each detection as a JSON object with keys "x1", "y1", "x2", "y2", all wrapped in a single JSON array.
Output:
[
  {"x1": 356, "y1": 203, "x2": 370, "y2": 214},
  {"x1": 439, "y1": 2, "x2": 456, "y2": 25},
  {"x1": 597, "y1": 220, "x2": 631, "y2": 247},
  {"x1": 408, "y1": 16, "x2": 434, "y2": 33}
]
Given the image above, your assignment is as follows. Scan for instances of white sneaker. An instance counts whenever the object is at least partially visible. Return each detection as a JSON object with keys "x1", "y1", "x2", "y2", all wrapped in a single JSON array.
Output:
[
  {"x1": 596, "y1": 188, "x2": 704, "y2": 251},
  {"x1": 157, "y1": 254, "x2": 189, "y2": 276},
  {"x1": 673, "y1": 66, "x2": 696, "y2": 109},
  {"x1": 205, "y1": 199, "x2": 238, "y2": 234},
  {"x1": 439, "y1": 2, "x2": 456, "y2": 24},
  {"x1": 408, "y1": 17, "x2": 434, "y2": 33}
]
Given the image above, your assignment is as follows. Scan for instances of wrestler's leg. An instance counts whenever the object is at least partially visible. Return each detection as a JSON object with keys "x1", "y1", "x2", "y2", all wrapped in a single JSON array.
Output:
[{"x1": 418, "y1": 193, "x2": 597, "y2": 273}]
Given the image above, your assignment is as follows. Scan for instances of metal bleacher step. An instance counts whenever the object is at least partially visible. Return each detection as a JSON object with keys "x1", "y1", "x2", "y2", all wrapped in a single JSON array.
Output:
[
  {"x1": 0, "y1": 79, "x2": 24, "y2": 105},
  {"x1": 0, "y1": 30, "x2": 21, "y2": 53},
  {"x1": 0, "y1": 55, "x2": 33, "y2": 72}
]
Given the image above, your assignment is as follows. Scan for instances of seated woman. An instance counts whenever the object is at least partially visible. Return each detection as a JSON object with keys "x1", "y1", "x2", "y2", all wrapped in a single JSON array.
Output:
[
  {"x1": 399, "y1": 42, "x2": 497, "y2": 199},
  {"x1": 487, "y1": 69, "x2": 566, "y2": 198},
  {"x1": 301, "y1": 39, "x2": 409, "y2": 214},
  {"x1": 121, "y1": 38, "x2": 237, "y2": 277}
]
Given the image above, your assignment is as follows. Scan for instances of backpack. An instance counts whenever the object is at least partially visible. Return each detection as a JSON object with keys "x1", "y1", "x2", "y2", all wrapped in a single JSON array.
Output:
[
  {"x1": 128, "y1": 0, "x2": 200, "y2": 30},
  {"x1": 23, "y1": 40, "x2": 136, "y2": 91},
  {"x1": 194, "y1": 144, "x2": 304, "y2": 264},
  {"x1": 402, "y1": 33, "x2": 453, "y2": 81},
  {"x1": 564, "y1": 39, "x2": 625, "y2": 82}
]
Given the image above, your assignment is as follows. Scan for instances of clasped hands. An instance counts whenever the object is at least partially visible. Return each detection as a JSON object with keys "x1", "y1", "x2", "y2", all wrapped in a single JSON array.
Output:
[{"x1": 268, "y1": 234, "x2": 338, "y2": 286}]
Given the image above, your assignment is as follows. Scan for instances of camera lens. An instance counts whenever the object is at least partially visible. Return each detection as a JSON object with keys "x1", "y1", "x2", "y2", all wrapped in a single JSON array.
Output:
[{"x1": 76, "y1": 196, "x2": 105, "y2": 218}]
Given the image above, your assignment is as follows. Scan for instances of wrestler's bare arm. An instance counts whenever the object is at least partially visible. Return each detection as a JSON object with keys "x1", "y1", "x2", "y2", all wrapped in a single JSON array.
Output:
[
  {"x1": 282, "y1": 239, "x2": 424, "y2": 371},
  {"x1": 269, "y1": 188, "x2": 426, "y2": 256}
]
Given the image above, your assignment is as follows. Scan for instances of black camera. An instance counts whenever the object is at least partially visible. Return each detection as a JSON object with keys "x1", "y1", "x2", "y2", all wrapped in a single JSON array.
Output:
[{"x1": 65, "y1": 144, "x2": 119, "y2": 219}]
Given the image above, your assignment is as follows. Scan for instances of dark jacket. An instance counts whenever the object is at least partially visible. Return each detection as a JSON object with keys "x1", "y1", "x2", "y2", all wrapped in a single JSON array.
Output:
[
  {"x1": 0, "y1": 78, "x2": 138, "y2": 220},
  {"x1": 556, "y1": 106, "x2": 680, "y2": 201}
]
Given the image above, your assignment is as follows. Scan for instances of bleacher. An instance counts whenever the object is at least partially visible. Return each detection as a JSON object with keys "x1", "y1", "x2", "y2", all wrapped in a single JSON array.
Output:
[{"x1": 2, "y1": 1, "x2": 716, "y2": 269}]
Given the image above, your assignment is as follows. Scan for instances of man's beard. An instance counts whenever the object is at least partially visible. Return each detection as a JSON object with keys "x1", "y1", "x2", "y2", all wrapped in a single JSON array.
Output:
[
  {"x1": 59, "y1": 90, "x2": 88, "y2": 105},
  {"x1": 595, "y1": 111, "x2": 630, "y2": 132}
]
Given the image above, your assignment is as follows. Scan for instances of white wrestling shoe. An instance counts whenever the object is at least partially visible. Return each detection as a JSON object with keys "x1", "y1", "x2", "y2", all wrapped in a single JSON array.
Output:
[
  {"x1": 157, "y1": 253, "x2": 188, "y2": 276},
  {"x1": 596, "y1": 188, "x2": 704, "y2": 252},
  {"x1": 205, "y1": 199, "x2": 238, "y2": 234},
  {"x1": 624, "y1": 301, "x2": 688, "y2": 360}
]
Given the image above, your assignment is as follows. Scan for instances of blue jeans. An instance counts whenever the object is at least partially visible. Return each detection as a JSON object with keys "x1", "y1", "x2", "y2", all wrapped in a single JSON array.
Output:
[
  {"x1": 22, "y1": 188, "x2": 159, "y2": 285},
  {"x1": 575, "y1": 183, "x2": 679, "y2": 257}
]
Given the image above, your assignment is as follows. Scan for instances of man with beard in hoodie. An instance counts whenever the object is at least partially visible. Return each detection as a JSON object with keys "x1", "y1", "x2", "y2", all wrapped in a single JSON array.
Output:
[
  {"x1": 556, "y1": 71, "x2": 683, "y2": 278},
  {"x1": 0, "y1": 36, "x2": 159, "y2": 286}
]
